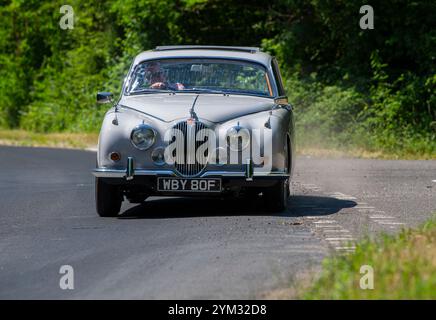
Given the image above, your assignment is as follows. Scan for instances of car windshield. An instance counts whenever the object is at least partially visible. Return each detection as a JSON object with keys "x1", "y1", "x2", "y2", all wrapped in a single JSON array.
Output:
[{"x1": 127, "y1": 58, "x2": 272, "y2": 97}]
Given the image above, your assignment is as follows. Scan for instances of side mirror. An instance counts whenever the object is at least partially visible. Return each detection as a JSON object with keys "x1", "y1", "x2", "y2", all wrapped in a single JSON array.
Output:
[
  {"x1": 274, "y1": 96, "x2": 292, "y2": 111},
  {"x1": 97, "y1": 92, "x2": 113, "y2": 104},
  {"x1": 274, "y1": 96, "x2": 288, "y2": 105}
]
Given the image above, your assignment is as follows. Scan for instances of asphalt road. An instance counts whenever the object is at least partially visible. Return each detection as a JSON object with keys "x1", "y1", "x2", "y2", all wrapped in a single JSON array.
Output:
[{"x1": 0, "y1": 146, "x2": 434, "y2": 299}]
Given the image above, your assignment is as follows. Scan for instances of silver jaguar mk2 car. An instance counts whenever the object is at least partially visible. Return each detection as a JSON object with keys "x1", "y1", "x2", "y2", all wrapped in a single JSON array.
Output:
[{"x1": 93, "y1": 46, "x2": 295, "y2": 216}]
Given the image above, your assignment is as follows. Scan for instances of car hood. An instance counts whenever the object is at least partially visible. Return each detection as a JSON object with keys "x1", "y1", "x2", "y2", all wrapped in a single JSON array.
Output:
[{"x1": 118, "y1": 93, "x2": 275, "y2": 123}]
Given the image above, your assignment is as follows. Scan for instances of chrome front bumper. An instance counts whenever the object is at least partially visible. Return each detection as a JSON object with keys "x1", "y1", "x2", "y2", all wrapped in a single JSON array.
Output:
[
  {"x1": 92, "y1": 168, "x2": 288, "y2": 179},
  {"x1": 93, "y1": 157, "x2": 288, "y2": 180}
]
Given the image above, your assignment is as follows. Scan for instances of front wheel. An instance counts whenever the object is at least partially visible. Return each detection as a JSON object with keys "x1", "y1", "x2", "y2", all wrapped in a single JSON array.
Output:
[
  {"x1": 95, "y1": 177, "x2": 122, "y2": 217},
  {"x1": 264, "y1": 178, "x2": 290, "y2": 212}
]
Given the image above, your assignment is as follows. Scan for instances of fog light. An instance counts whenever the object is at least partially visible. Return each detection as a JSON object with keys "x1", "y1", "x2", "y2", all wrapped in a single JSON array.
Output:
[
  {"x1": 109, "y1": 152, "x2": 121, "y2": 162},
  {"x1": 151, "y1": 147, "x2": 166, "y2": 166}
]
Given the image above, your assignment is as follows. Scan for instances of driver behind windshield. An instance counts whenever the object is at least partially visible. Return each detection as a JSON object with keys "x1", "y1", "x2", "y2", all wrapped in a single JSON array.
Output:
[{"x1": 145, "y1": 61, "x2": 185, "y2": 90}]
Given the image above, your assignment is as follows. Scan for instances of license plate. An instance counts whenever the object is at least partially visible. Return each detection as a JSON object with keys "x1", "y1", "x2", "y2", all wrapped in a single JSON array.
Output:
[{"x1": 157, "y1": 178, "x2": 221, "y2": 192}]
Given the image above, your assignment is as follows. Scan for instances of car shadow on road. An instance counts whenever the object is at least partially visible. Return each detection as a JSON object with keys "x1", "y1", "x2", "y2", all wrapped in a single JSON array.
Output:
[{"x1": 118, "y1": 195, "x2": 356, "y2": 219}]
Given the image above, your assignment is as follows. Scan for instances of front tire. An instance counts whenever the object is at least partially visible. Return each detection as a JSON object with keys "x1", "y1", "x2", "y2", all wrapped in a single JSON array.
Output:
[
  {"x1": 264, "y1": 178, "x2": 290, "y2": 212},
  {"x1": 95, "y1": 177, "x2": 122, "y2": 217}
]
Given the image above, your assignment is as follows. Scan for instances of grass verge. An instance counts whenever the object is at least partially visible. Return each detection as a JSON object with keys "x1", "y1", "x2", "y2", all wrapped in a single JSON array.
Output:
[
  {"x1": 0, "y1": 129, "x2": 98, "y2": 150},
  {"x1": 302, "y1": 216, "x2": 436, "y2": 299},
  {"x1": 296, "y1": 133, "x2": 436, "y2": 160},
  {"x1": 296, "y1": 145, "x2": 435, "y2": 160}
]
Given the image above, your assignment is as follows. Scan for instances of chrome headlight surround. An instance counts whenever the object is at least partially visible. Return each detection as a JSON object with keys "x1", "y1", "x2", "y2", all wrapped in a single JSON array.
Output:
[
  {"x1": 226, "y1": 125, "x2": 250, "y2": 151},
  {"x1": 130, "y1": 124, "x2": 156, "y2": 150}
]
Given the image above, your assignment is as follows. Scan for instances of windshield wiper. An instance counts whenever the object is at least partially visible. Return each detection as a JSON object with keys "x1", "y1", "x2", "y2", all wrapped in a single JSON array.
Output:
[
  {"x1": 130, "y1": 88, "x2": 176, "y2": 94},
  {"x1": 186, "y1": 88, "x2": 230, "y2": 120},
  {"x1": 185, "y1": 88, "x2": 229, "y2": 95}
]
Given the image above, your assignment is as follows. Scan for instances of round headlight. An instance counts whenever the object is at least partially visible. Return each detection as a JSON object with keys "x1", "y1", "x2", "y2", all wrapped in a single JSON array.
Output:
[
  {"x1": 130, "y1": 124, "x2": 156, "y2": 150},
  {"x1": 226, "y1": 125, "x2": 250, "y2": 151}
]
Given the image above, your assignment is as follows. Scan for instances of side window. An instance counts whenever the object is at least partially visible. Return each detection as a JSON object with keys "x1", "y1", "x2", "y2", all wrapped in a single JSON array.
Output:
[{"x1": 271, "y1": 58, "x2": 286, "y2": 96}]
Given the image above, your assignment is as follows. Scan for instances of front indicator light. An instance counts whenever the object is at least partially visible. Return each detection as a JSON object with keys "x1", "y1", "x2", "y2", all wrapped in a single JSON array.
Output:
[{"x1": 109, "y1": 152, "x2": 121, "y2": 162}]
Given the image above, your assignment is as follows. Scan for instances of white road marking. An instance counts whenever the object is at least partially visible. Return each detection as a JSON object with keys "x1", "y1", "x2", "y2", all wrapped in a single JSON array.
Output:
[
  {"x1": 376, "y1": 221, "x2": 405, "y2": 225},
  {"x1": 372, "y1": 220, "x2": 394, "y2": 223},
  {"x1": 301, "y1": 183, "x2": 322, "y2": 191},
  {"x1": 311, "y1": 218, "x2": 357, "y2": 253},
  {"x1": 369, "y1": 215, "x2": 393, "y2": 219},
  {"x1": 299, "y1": 182, "x2": 408, "y2": 254},
  {"x1": 329, "y1": 192, "x2": 357, "y2": 200},
  {"x1": 305, "y1": 216, "x2": 326, "y2": 219},
  {"x1": 314, "y1": 227, "x2": 345, "y2": 231},
  {"x1": 313, "y1": 220, "x2": 336, "y2": 224},
  {"x1": 335, "y1": 246, "x2": 356, "y2": 250}
]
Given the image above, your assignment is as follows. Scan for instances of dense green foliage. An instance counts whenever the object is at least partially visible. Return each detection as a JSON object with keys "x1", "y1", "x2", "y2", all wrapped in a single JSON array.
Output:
[{"x1": 0, "y1": 0, "x2": 435, "y2": 155}]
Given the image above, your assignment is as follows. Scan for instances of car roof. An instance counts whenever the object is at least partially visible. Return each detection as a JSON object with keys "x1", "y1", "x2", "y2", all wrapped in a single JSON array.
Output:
[{"x1": 133, "y1": 46, "x2": 273, "y2": 67}]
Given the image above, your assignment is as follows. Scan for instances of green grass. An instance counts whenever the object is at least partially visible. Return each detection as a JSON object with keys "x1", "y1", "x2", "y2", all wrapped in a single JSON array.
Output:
[
  {"x1": 0, "y1": 129, "x2": 98, "y2": 150},
  {"x1": 296, "y1": 140, "x2": 436, "y2": 160},
  {"x1": 296, "y1": 126, "x2": 436, "y2": 160},
  {"x1": 303, "y1": 216, "x2": 436, "y2": 299}
]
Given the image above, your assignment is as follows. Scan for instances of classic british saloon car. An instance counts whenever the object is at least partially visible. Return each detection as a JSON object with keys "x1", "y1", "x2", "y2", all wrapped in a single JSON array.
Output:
[{"x1": 93, "y1": 46, "x2": 295, "y2": 216}]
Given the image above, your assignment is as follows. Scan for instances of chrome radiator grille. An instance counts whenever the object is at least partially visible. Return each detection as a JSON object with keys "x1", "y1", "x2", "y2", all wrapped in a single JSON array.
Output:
[{"x1": 173, "y1": 120, "x2": 209, "y2": 177}]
